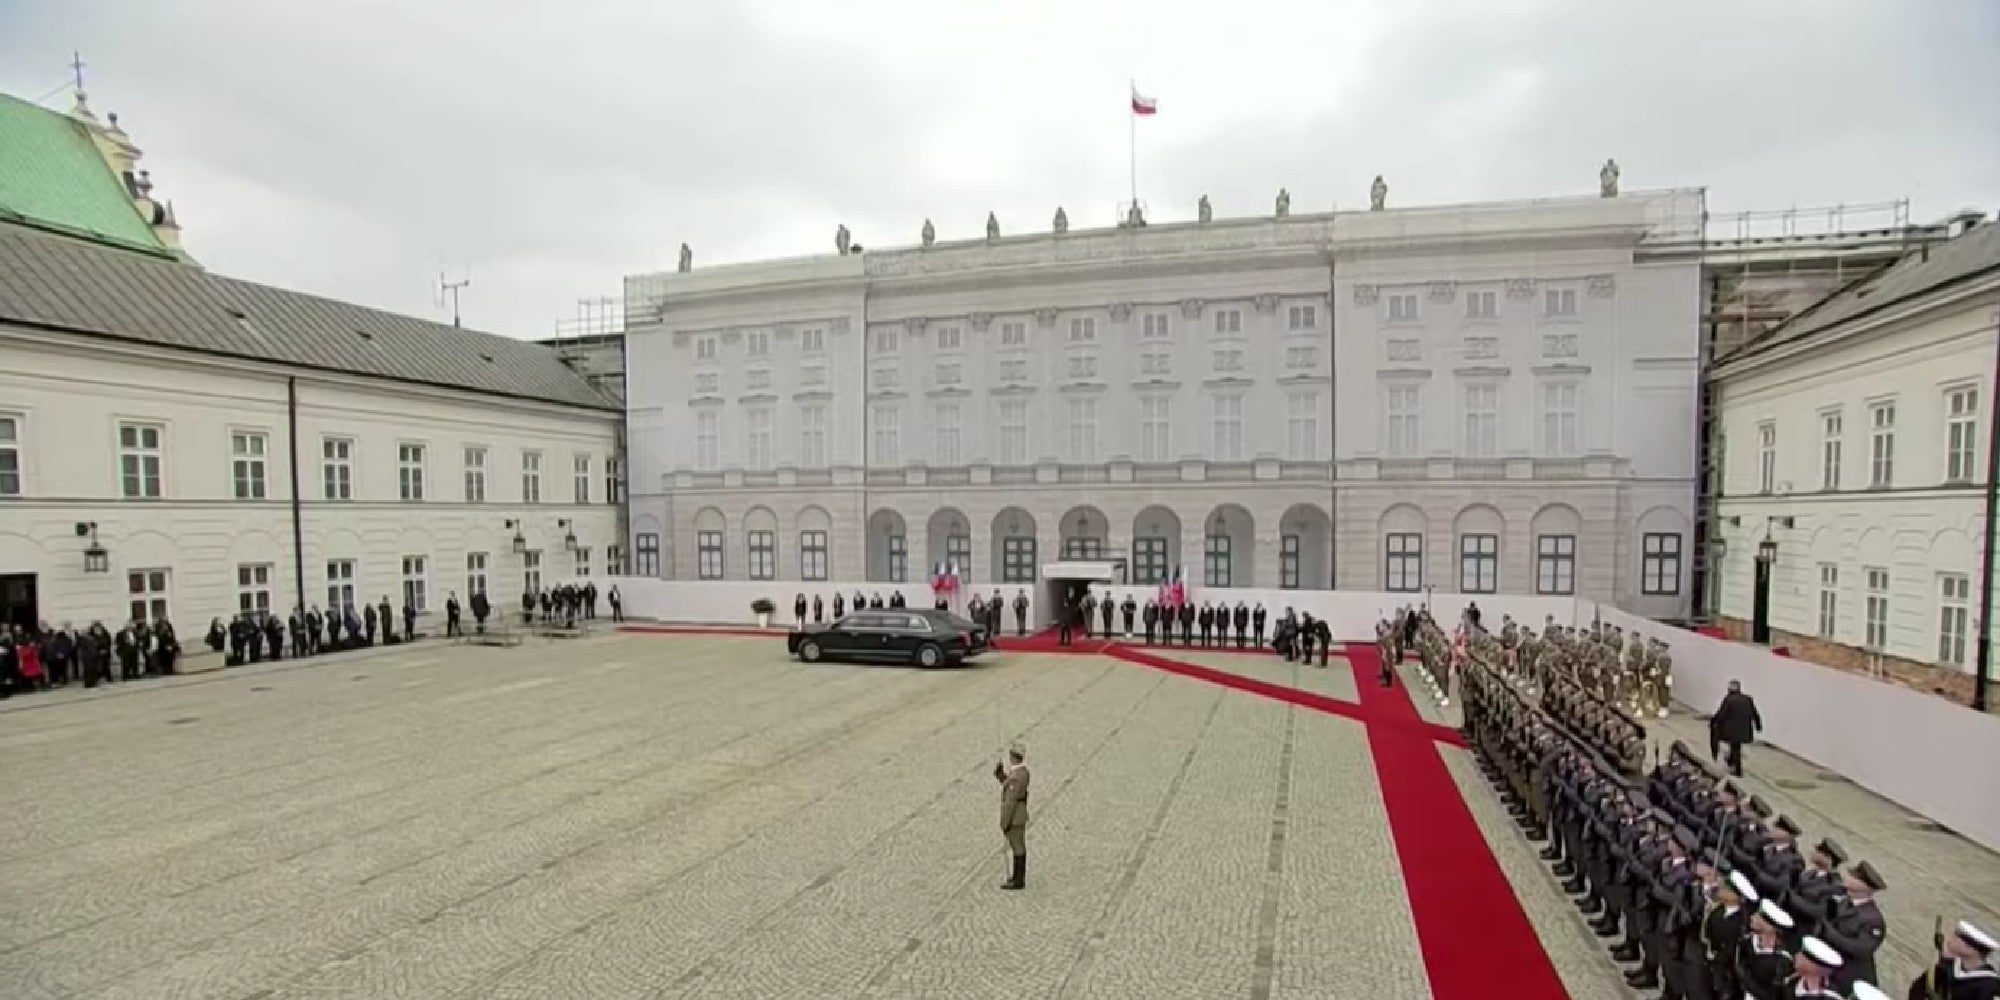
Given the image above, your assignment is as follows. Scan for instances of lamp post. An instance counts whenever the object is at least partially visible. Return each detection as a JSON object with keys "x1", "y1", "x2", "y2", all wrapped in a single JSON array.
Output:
[
  {"x1": 75, "y1": 522, "x2": 108, "y2": 573},
  {"x1": 558, "y1": 518, "x2": 578, "y2": 552},
  {"x1": 505, "y1": 519, "x2": 526, "y2": 555}
]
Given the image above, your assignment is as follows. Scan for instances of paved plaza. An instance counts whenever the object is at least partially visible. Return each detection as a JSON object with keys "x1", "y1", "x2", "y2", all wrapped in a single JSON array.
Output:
[{"x1": 0, "y1": 632, "x2": 1991, "y2": 1000}]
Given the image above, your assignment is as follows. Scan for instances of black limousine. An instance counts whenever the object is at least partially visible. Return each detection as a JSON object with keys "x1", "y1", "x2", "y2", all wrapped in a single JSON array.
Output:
[{"x1": 787, "y1": 609, "x2": 991, "y2": 667}]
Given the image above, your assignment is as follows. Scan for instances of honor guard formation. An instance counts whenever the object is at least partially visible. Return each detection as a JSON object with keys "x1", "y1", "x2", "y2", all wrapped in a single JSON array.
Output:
[{"x1": 1444, "y1": 610, "x2": 1996, "y2": 1000}]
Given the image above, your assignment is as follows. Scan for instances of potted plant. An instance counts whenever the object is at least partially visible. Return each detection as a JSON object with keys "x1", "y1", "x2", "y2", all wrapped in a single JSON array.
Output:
[{"x1": 750, "y1": 598, "x2": 776, "y2": 629}]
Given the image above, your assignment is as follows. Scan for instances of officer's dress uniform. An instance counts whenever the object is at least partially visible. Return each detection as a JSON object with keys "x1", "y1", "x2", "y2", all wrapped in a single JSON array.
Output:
[{"x1": 994, "y1": 750, "x2": 1031, "y2": 890}]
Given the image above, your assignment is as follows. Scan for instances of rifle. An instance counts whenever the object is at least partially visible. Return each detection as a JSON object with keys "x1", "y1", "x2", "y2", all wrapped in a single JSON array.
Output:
[{"x1": 1926, "y1": 915, "x2": 1944, "y2": 999}]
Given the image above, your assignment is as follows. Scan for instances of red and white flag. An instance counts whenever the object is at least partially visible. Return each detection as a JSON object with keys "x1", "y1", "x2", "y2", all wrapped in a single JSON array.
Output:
[{"x1": 1130, "y1": 87, "x2": 1157, "y2": 116}]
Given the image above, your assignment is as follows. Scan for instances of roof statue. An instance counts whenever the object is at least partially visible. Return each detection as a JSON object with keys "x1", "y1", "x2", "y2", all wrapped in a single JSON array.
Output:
[
  {"x1": 1198, "y1": 194, "x2": 1212, "y2": 223},
  {"x1": 1052, "y1": 206, "x2": 1068, "y2": 234},
  {"x1": 1600, "y1": 158, "x2": 1620, "y2": 198},
  {"x1": 1124, "y1": 203, "x2": 1145, "y2": 227},
  {"x1": 835, "y1": 224, "x2": 852, "y2": 255},
  {"x1": 677, "y1": 243, "x2": 692, "y2": 272},
  {"x1": 921, "y1": 218, "x2": 935, "y2": 247},
  {"x1": 1274, "y1": 188, "x2": 1290, "y2": 219},
  {"x1": 1370, "y1": 175, "x2": 1388, "y2": 211},
  {"x1": 985, "y1": 211, "x2": 1000, "y2": 240}
]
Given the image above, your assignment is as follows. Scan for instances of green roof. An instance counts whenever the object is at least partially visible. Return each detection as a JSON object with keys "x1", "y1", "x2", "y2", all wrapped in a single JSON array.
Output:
[{"x1": 0, "y1": 93, "x2": 168, "y2": 254}]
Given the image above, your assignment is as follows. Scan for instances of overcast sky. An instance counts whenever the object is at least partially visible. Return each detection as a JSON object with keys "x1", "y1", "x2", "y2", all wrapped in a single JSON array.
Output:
[{"x1": 3, "y1": 0, "x2": 1996, "y2": 339}]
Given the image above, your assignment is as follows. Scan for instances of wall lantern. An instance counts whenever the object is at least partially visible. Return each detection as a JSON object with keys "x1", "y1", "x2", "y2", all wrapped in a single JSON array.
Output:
[
  {"x1": 76, "y1": 522, "x2": 109, "y2": 573},
  {"x1": 1710, "y1": 537, "x2": 1728, "y2": 557},
  {"x1": 1756, "y1": 538, "x2": 1778, "y2": 566},
  {"x1": 558, "y1": 518, "x2": 578, "y2": 551},
  {"x1": 506, "y1": 519, "x2": 527, "y2": 555}
]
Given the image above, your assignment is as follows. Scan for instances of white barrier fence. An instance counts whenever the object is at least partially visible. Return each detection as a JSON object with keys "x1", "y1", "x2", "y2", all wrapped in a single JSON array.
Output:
[{"x1": 587, "y1": 576, "x2": 2000, "y2": 852}]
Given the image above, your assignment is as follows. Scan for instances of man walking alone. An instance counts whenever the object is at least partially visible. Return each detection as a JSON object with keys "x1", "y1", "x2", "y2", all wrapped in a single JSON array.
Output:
[
  {"x1": 1709, "y1": 679, "x2": 1763, "y2": 777},
  {"x1": 994, "y1": 744, "x2": 1030, "y2": 890}
]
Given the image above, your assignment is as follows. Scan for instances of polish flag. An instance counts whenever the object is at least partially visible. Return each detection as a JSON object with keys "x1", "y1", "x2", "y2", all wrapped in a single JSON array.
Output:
[{"x1": 1130, "y1": 88, "x2": 1158, "y2": 116}]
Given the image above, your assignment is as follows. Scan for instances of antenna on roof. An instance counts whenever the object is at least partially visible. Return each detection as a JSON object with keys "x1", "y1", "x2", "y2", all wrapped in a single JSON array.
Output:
[{"x1": 435, "y1": 264, "x2": 471, "y2": 328}]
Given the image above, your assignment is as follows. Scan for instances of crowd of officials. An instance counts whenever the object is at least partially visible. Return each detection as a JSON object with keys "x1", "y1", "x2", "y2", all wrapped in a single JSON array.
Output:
[
  {"x1": 1440, "y1": 610, "x2": 1996, "y2": 1000},
  {"x1": 0, "y1": 618, "x2": 185, "y2": 696}
]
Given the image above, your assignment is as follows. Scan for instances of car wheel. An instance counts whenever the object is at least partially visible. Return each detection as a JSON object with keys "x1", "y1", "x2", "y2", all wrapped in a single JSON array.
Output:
[
  {"x1": 800, "y1": 640, "x2": 823, "y2": 662},
  {"x1": 915, "y1": 643, "x2": 942, "y2": 668}
]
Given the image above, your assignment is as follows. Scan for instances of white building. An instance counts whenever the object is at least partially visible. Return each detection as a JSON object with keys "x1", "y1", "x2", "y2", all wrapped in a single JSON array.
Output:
[
  {"x1": 624, "y1": 186, "x2": 1706, "y2": 618},
  {"x1": 0, "y1": 92, "x2": 623, "y2": 633},
  {"x1": 1711, "y1": 218, "x2": 1999, "y2": 695}
]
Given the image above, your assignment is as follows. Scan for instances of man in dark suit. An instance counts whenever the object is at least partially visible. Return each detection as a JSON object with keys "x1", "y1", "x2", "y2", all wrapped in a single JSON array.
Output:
[{"x1": 1710, "y1": 680, "x2": 1764, "y2": 777}]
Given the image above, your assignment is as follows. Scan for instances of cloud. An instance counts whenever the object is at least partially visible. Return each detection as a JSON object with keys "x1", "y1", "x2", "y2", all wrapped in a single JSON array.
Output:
[{"x1": 1, "y1": 0, "x2": 1994, "y2": 338}]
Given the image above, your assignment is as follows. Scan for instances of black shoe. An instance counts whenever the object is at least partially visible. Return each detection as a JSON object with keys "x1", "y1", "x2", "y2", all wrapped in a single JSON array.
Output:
[
  {"x1": 1610, "y1": 942, "x2": 1641, "y2": 962},
  {"x1": 1624, "y1": 969, "x2": 1658, "y2": 989},
  {"x1": 1576, "y1": 899, "x2": 1603, "y2": 916},
  {"x1": 1000, "y1": 854, "x2": 1025, "y2": 891},
  {"x1": 1524, "y1": 829, "x2": 1547, "y2": 843},
  {"x1": 1590, "y1": 918, "x2": 1620, "y2": 938},
  {"x1": 1538, "y1": 847, "x2": 1563, "y2": 861},
  {"x1": 1551, "y1": 862, "x2": 1575, "y2": 878},
  {"x1": 1561, "y1": 877, "x2": 1586, "y2": 894}
]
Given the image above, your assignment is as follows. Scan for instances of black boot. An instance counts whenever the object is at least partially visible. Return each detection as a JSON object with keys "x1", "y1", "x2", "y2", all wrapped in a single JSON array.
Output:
[
  {"x1": 1538, "y1": 846, "x2": 1563, "y2": 862},
  {"x1": 1590, "y1": 916, "x2": 1620, "y2": 938},
  {"x1": 1610, "y1": 941, "x2": 1641, "y2": 962},
  {"x1": 1576, "y1": 897, "x2": 1603, "y2": 916},
  {"x1": 1001, "y1": 853, "x2": 1025, "y2": 890},
  {"x1": 1624, "y1": 967, "x2": 1657, "y2": 989},
  {"x1": 1561, "y1": 876, "x2": 1587, "y2": 894},
  {"x1": 1551, "y1": 861, "x2": 1575, "y2": 878}
]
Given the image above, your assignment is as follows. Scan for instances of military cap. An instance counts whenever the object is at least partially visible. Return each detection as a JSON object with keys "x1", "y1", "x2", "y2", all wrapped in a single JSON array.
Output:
[
  {"x1": 1851, "y1": 985, "x2": 1890, "y2": 1000},
  {"x1": 1672, "y1": 825, "x2": 1699, "y2": 852},
  {"x1": 1758, "y1": 899, "x2": 1794, "y2": 929},
  {"x1": 1957, "y1": 921, "x2": 1997, "y2": 955},
  {"x1": 1799, "y1": 936, "x2": 1843, "y2": 969},
  {"x1": 1850, "y1": 861, "x2": 1886, "y2": 892},
  {"x1": 1773, "y1": 815, "x2": 1801, "y2": 836},
  {"x1": 1726, "y1": 870, "x2": 1759, "y2": 903},
  {"x1": 1745, "y1": 796, "x2": 1773, "y2": 820},
  {"x1": 1815, "y1": 838, "x2": 1848, "y2": 867}
]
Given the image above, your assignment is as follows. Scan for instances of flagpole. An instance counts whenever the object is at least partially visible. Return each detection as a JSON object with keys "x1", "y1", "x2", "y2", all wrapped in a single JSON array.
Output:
[{"x1": 1128, "y1": 80, "x2": 1138, "y2": 212}]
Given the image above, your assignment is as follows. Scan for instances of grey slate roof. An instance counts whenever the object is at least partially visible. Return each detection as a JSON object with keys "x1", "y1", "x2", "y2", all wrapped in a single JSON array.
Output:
[
  {"x1": 1726, "y1": 221, "x2": 2000, "y2": 363},
  {"x1": 0, "y1": 221, "x2": 619, "y2": 411}
]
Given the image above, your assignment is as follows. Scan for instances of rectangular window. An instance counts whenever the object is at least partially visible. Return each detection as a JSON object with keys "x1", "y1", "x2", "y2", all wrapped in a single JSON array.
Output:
[
  {"x1": 747, "y1": 369, "x2": 772, "y2": 394},
  {"x1": 1387, "y1": 294, "x2": 1419, "y2": 323},
  {"x1": 936, "y1": 325, "x2": 962, "y2": 351},
  {"x1": 1536, "y1": 534, "x2": 1576, "y2": 595},
  {"x1": 1641, "y1": 533, "x2": 1682, "y2": 596},
  {"x1": 1203, "y1": 533, "x2": 1233, "y2": 587},
  {"x1": 1947, "y1": 387, "x2": 1978, "y2": 483},
  {"x1": 800, "y1": 530, "x2": 829, "y2": 580},
  {"x1": 695, "y1": 411, "x2": 720, "y2": 471},
  {"x1": 934, "y1": 401, "x2": 962, "y2": 465},
  {"x1": 998, "y1": 359, "x2": 1029, "y2": 383},
  {"x1": 0, "y1": 414, "x2": 18, "y2": 496},
  {"x1": 1939, "y1": 573, "x2": 1970, "y2": 666},
  {"x1": 1385, "y1": 533, "x2": 1422, "y2": 592},
  {"x1": 697, "y1": 530, "x2": 723, "y2": 580},
  {"x1": 1286, "y1": 391, "x2": 1318, "y2": 460},
  {"x1": 401, "y1": 555, "x2": 428, "y2": 613},
  {"x1": 573, "y1": 454, "x2": 591, "y2": 503},
  {"x1": 695, "y1": 335, "x2": 717, "y2": 361},
  {"x1": 1280, "y1": 534, "x2": 1301, "y2": 590},
  {"x1": 118, "y1": 422, "x2": 164, "y2": 498},
  {"x1": 998, "y1": 400, "x2": 1028, "y2": 464},
  {"x1": 946, "y1": 534, "x2": 972, "y2": 579},
  {"x1": 636, "y1": 533, "x2": 660, "y2": 577},
  {"x1": 1544, "y1": 288, "x2": 1577, "y2": 317},
  {"x1": 1465, "y1": 290, "x2": 1497, "y2": 320},
  {"x1": 466, "y1": 552, "x2": 488, "y2": 597},
  {"x1": 1068, "y1": 354, "x2": 1098, "y2": 379},
  {"x1": 1864, "y1": 567, "x2": 1889, "y2": 649},
  {"x1": 1000, "y1": 321, "x2": 1026, "y2": 347},
  {"x1": 875, "y1": 328, "x2": 898, "y2": 353},
  {"x1": 325, "y1": 559, "x2": 355, "y2": 614},
  {"x1": 1461, "y1": 384, "x2": 1498, "y2": 458},
  {"x1": 1002, "y1": 537, "x2": 1037, "y2": 583},
  {"x1": 236, "y1": 563, "x2": 272, "y2": 616},
  {"x1": 575, "y1": 547, "x2": 591, "y2": 578},
  {"x1": 606, "y1": 545, "x2": 625, "y2": 576},
  {"x1": 322, "y1": 437, "x2": 355, "y2": 500},
  {"x1": 398, "y1": 443, "x2": 426, "y2": 501},
  {"x1": 1211, "y1": 349, "x2": 1243, "y2": 373},
  {"x1": 695, "y1": 372, "x2": 719, "y2": 395},
  {"x1": 1287, "y1": 304, "x2": 1317, "y2": 330},
  {"x1": 1142, "y1": 313, "x2": 1171, "y2": 339},
  {"x1": 1541, "y1": 383, "x2": 1579, "y2": 457},
  {"x1": 127, "y1": 569, "x2": 173, "y2": 624},
  {"x1": 521, "y1": 451, "x2": 542, "y2": 502},
  {"x1": 873, "y1": 406, "x2": 901, "y2": 465},
  {"x1": 1063, "y1": 536, "x2": 1105, "y2": 560},
  {"x1": 871, "y1": 366, "x2": 899, "y2": 391},
  {"x1": 231, "y1": 431, "x2": 267, "y2": 500},
  {"x1": 1133, "y1": 537, "x2": 1168, "y2": 585},
  {"x1": 1212, "y1": 394, "x2": 1245, "y2": 461},
  {"x1": 1817, "y1": 563, "x2": 1838, "y2": 639},
  {"x1": 748, "y1": 530, "x2": 775, "y2": 580},
  {"x1": 1141, "y1": 396, "x2": 1172, "y2": 462},
  {"x1": 800, "y1": 327, "x2": 825, "y2": 353},
  {"x1": 1069, "y1": 317, "x2": 1096, "y2": 343},
  {"x1": 1285, "y1": 345, "x2": 1318, "y2": 369},
  {"x1": 1459, "y1": 534, "x2": 1498, "y2": 593},
  {"x1": 800, "y1": 405, "x2": 826, "y2": 467},
  {"x1": 464, "y1": 446, "x2": 487, "y2": 502},
  {"x1": 1385, "y1": 384, "x2": 1420, "y2": 457},
  {"x1": 604, "y1": 457, "x2": 623, "y2": 505},
  {"x1": 745, "y1": 409, "x2": 773, "y2": 471},
  {"x1": 1869, "y1": 402, "x2": 1895, "y2": 487},
  {"x1": 1820, "y1": 411, "x2": 1842, "y2": 491},
  {"x1": 1065, "y1": 398, "x2": 1097, "y2": 462},
  {"x1": 523, "y1": 550, "x2": 542, "y2": 595},
  {"x1": 746, "y1": 330, "x2": 770, "y2": 356},
  {"x1": 886, "y1": 533, "x2": 907, "y2": 583},
  {"x1": 1213, "y1": 309, "x2": 1242, "y2": 334},
  {"x1": 1757, "y1": 422, "x2": 1776, "y2": 493}
]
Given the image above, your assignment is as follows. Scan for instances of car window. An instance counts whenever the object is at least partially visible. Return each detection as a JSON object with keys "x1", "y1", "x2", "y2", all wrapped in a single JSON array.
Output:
[
  {"x1": 906, "y1": 615, "x2": 932, "y2": 631},
  {"x1": 844, "y1": 614, "x2": 881, "y2": 629}
]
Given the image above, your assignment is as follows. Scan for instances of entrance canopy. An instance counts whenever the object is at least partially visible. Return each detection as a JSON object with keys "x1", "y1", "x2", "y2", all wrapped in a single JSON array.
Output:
[{"x1": 1042, "y1": 560, "x2": 1117, "y2": 583}]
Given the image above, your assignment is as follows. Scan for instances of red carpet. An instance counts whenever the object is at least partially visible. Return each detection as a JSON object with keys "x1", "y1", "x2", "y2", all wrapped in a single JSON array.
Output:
[
  {"x1": 1106, "y1": 645, "x2": 1465, "y2": 747},
  {"x1": 1344, "y1": 642, "x2": 1571, "y2": 1000}
]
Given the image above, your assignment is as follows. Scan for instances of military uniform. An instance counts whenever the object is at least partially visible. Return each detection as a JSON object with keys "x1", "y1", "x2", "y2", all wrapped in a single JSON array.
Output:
[
  {"x1": 994, "y1": 747, "x2": 1031, "y2": 890},
  {"x1": 1909, "y1": 920, "x2": 2000, "y2": 1000}
]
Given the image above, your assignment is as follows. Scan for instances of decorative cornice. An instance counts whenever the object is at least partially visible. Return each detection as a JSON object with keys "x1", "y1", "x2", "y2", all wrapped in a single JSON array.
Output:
[
  {"x1": 1505, "y1": 278, "x2": 1535, "y2": 300},
  {"x1": 1532, "y1": 363, "x2": 1593, "y2": 377},
  {"x1": 1275, "y1": 373, "x2": 1332, "y2": 387},
  {"x1": 1253, "y1": 293, "x2": 1280, "y2": 314},
  {"x1": 1202, "y1": 376, "x2": 1257, "y2": 390},
  {"x1": 736, "y1": 392, "x2": 780, "y2": 405},
  {"x1": 925, "y1": 386, "x2": 973, "y2": 398},
  {"x1": 1034, "y1": 307, "x2": 1059, "y2": 328},
  {"x1": 988, "y1": 384, "x2": 1039, "y2": 396},
  {"x1": 1179, "y1": 297, "x2": 1207, "y2": 318},
  {"x1": 903, "y1": 317, "x2": 927, "y2": 336},
  {"x1": 687, "y1": 396, "x2": 725, "y2": 408},
  {"x1": 1352, "y1": 285, "x2": 1379, "y2": 306},
  {"x1": 968, "y1": 312, "x2": 993, "y2": 331},
  {"x1": 865, "y1": 390, "x2": 910, "y2": 401},
  {"x1": 790, "y1": 390, "x2": 835, "y2": 402},
  {"x1": 1376, "y1": 367, "x2": 1432, "y2": 380},
  {"x1": 1057, "y1": 382, "x2": 1108, "y2": 395},
  {"x1": 1451, "y1": 366, "x2": 1511, "y2": 379},
  {"x1": 1108, "y1": 302, "x2": 1133, "y2": 322},
  {"x1": 1129, "y1": 378, "x2": 1183, "y2": 391},
  {"x1": 1428, "y1": 281, "x2": 1457, "y2": 303}
]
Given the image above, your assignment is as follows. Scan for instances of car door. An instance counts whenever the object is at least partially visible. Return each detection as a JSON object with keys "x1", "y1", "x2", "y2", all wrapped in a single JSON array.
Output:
[
  {"x1": 885, "y1": 614, "x2": 931, "y2": 661},
  {"x1": 817, "y1": 616, "x2": 865, "y2": 658}
]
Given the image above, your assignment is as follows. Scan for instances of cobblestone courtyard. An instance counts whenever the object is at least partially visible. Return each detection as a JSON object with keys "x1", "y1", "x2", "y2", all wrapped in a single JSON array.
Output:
[{"x1": 0, "y1": 633, "x2": 1616, "y2": 1000}]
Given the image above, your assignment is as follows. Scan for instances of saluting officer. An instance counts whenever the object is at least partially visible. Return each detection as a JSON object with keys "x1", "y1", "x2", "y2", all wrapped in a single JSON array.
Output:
[{"x1": 993, "y1": 744, "x2": 1031, "y2": 890}]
